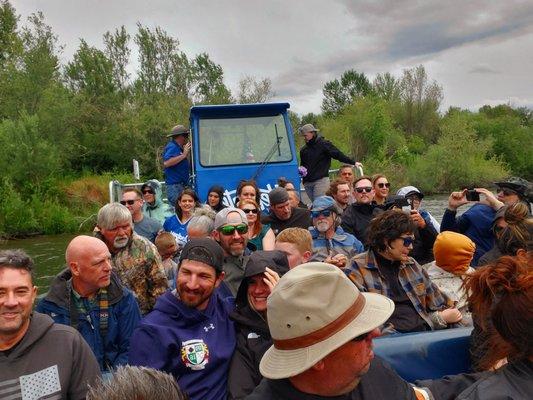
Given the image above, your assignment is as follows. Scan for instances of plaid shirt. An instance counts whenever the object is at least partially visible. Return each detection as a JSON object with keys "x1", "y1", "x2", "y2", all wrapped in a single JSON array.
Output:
[{"x1": 346, "y1": 250, "x2": 455, "y2": 330}]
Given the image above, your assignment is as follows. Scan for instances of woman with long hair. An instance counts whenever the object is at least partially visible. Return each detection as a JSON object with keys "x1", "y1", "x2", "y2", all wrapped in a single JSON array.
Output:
[
  {"x1": 469, "y1": 204, "x2": 532, "y2": 370},
  {"x1": 236, "y1": 180, "x2": 261, "y2": 207},
  {"x1": 459, "y1": 256, "x2": 532, "y2": 399},
  {"x1": 206, "y1": 185, "x2": 226, "y2": 212},
  {"x1": 163, "y1": 188, "x2": 200, "y2": 248},
  {"x1": 238, "y1": 199, "x2": 275, "y2": 251},
  {"x1": 372, "y1": 173, "x2": 390, "y2": 205}
]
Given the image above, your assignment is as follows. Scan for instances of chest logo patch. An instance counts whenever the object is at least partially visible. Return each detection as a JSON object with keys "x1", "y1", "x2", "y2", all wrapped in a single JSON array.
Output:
[{"x1": 181, "y1": 339, "x2": 210, "y2": 370}]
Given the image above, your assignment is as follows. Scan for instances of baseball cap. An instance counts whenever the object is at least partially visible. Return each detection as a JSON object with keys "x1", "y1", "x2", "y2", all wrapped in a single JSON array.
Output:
[
  {"x1": 396, "y1": 186, "x2": 424, "y2": 199},
  {"x1": 214, "y1": 207, "x2": 247, "y2": 230},
  {"x1": 310, "y1": 196, "x2": 341, "y2": 214},
  {"x1": 299, "y1": 123, "x2": 319, "y2": 134},
  {"x1": 268, "y1": 187, "x2": 290, "y2": 206},
  {"x1": 179, "y1": 238, "x2": 224, "y2": 273}
]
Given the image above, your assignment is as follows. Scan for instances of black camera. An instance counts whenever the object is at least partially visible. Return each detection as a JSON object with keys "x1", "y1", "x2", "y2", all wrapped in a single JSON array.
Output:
[{"x1": 465, "y1": 189, "x2": 480, "y2": 202}]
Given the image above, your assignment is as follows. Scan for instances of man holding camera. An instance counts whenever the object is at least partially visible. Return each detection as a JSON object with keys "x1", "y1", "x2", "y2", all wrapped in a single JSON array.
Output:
[{"x1": 440, "y1": 183, "x2": 514, "y2": 267}]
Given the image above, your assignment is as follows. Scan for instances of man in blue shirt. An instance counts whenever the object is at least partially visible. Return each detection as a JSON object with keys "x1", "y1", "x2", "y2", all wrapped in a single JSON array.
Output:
[{"x1": 163, "y1": 125, "x2": 191, "y2": 208}]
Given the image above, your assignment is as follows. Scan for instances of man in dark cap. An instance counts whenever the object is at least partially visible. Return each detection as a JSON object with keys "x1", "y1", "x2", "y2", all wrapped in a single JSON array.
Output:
[
  {"x1": 261, "y1": 187, "x2": 312, "y2": 235},
  {"x1": 163, "y1": 125, "x2": 191, "y2": 207},
  {"x1": 299, "y1": 123, "x2": 361, "y2": 202},
  {"x1": 129, "y1": 238, "x2": 236, "y2": 400},
  {"x1": 494, "y1": 177, "x2": 531, "y2": 213}
]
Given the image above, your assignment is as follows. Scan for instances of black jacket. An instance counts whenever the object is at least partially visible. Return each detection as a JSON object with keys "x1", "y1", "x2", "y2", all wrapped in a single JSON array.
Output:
[
  {"x1": 300, "y1": 135, "x2": 354, "y2": 183},
  {"x1": 262, "y1": 207, "x2": 312, "y2": 235},
  {"x1": 457, "y1": 359, "x2": 532, "y2": 400},
  {"x1": 341, "y1": 203, "x2": 383, "y2": 245},
  {"x1": 411, "y1": 222, "x2": 438, "y2": 265},
  {"x1": 245, "y1": 357, "x2": 417, "y2": 399},
  {"x1": 228, "y1": 251, "x2": 289, "y2": 400}
]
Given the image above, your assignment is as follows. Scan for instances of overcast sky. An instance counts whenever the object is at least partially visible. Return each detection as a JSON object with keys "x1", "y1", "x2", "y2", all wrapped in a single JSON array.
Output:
[{"x1": 13, "y1": 0, "x2": 533, "y2": 115}]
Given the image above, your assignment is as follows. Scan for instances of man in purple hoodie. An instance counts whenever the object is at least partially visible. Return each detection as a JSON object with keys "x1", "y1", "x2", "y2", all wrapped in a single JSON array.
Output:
[{"x1": 129, "y1": 238, "x2": 236, "y2": 400}]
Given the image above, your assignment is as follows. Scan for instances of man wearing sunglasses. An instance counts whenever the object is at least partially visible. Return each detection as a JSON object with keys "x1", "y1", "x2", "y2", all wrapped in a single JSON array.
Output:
[
  {"x1": 212, "y1": 208, "x2": 251, "y2": 296},
  {"x1": 121, "y1": 188, "x2": 162, "y2": 243},
  {"x1": 309, "y1": 196, "x2": 364, "y2": 268},
  {"x1": 140, "y1": 180, "x2": 173, "y2": 225},
  {"x1": 163, "y1": 125, "x2": 191, "y2": 208},
  {"x1": 341, "y1": 176, "x2": 384, "y2": 246}
]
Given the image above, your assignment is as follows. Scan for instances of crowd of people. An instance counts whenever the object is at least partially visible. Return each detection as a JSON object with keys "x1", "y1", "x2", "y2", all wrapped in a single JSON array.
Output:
[{"x1": 0, "y1": 122, "x2": 531, "y2": 400}]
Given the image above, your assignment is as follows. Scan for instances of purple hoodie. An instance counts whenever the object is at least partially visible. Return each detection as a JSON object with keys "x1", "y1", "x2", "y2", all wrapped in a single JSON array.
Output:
[{"x1": 129, "y1": 289, "x2": 236, "y2": 400}]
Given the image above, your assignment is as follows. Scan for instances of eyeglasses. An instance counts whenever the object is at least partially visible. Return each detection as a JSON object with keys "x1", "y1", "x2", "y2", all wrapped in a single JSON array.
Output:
[
  {"x1": 497, "y1": 188, "x2": 517, "y2": 196},
  {"x1": 377, "y1": 182, "x2": 391, "y2": 189},
  {"x1": 142, "y1": 190, "x2": 154, "y2": 195},
  {"x1": 352, "y1": 331, "x2": 371, "y2": 342},
  {"x1": 120, "y1": 200, "x2": 138, "y2": 206},
  {"x1": 311, "y1": 210, "x2": 332, "y2": 218},
  {"x1": 242, "y1": 209, "x2": 259, "y2": 214},
  {"x1": 400, "y1": 236, "x2": 415, "y2": 247},
  {"x1": 218, "y1": 224, "x2": 248, "y2": 236},
  {"x1": 355, "y1": 187, "x2": 372, "y2": 194}
]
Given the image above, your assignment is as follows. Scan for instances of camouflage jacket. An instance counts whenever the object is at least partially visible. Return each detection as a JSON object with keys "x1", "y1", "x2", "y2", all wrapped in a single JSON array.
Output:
[{"x1": 111, "y1": 233, "x2": 168, "y2": 314}]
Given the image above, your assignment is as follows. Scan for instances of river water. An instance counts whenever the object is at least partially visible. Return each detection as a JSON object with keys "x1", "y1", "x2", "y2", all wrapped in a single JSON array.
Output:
[{"x1": 0, "y1": 195, "x2": 455, "y2": 295}]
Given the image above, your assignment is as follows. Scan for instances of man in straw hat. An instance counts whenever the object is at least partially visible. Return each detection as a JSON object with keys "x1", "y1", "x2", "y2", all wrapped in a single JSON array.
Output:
[
  {"x1": 163, "y1": 124, "x2": 191, "y2": 207},
  {"x1": 246, "y1": 262, "x2": 435, "y2": 399}
]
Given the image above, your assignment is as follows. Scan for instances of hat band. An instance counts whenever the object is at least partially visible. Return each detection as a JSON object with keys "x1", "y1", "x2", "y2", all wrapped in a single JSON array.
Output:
[{"x1": 273, "y1": 294, "x2": 366, "y2": 350}]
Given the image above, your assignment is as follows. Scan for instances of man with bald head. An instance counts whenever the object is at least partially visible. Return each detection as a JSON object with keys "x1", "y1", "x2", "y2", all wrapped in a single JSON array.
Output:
[{"x1": 37, "y1": 235, "x2": 142, "y2": 373}]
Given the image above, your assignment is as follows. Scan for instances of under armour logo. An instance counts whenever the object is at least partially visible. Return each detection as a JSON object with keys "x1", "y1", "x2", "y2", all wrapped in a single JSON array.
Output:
[{"x1": 203, "y1": 324, "x2": 215, "y2": 332}]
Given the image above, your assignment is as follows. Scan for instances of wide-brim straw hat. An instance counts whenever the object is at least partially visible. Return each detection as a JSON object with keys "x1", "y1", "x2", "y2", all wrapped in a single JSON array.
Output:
[
  {"x1": 167, "y1": 124, "x2": 190, "y2": 138},
  {"x1": 260, "y1": 262, "x2": 394, "y2": 379}
]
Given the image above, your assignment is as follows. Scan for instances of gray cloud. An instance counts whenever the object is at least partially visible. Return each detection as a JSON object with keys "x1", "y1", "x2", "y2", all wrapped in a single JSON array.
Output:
[{"x1": 13, "y1": 0, "x2": 533, "y2": 114}]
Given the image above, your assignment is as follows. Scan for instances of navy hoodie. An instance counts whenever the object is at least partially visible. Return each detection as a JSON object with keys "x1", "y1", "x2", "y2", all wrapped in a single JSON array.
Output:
[{"x1": 129, "y1": 288, "x2": 236, "y2": 400}]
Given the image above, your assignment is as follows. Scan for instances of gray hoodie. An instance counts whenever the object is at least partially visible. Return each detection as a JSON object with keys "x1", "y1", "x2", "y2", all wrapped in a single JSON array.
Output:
[{"x1": 0, "y1": 312, "x2": 100, "y2": 400}]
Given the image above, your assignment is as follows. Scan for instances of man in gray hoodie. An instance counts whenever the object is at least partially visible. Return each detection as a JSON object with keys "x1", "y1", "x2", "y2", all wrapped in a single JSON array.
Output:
[{"x1": 0, "y1": 249, "x2": 100, "y2": 400}]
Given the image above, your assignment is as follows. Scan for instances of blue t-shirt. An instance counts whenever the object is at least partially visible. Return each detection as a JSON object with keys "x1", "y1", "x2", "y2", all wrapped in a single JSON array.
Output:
[
  {"x1": 163, "y1": 140, "x2": 189, "y2": 184},
  {"x1": 163, "y1": 215, "x2": 190, "y2": 248}
]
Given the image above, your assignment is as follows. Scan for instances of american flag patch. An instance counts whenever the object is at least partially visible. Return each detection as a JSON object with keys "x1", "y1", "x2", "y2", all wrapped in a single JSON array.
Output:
[{"x1": 0, "y1": 365, "x2": 62, "y2": 400}]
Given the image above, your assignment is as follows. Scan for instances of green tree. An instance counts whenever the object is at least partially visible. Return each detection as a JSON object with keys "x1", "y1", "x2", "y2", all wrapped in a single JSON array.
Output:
[
  {"x1": 321, "y1": 69, "x2": 373, "y2": 116},
  {"x1": 236, "y1": 75, "x2": 274, "y2": 104},
  {"x1": 373, "y1": 72, "x2": 401, "y2": 102},
  {"x1": 398, "y1": 65, "x2": 442, "y2": 142},
  {"x1": 190, "y1": 52, "x2": 231, "y2": 104},
  {"x1": 0, "y1": 0, "x2": 21, "y2": 67},
  {"x1": 103, "y1": 26, "x2": 131, "y2": 93}
]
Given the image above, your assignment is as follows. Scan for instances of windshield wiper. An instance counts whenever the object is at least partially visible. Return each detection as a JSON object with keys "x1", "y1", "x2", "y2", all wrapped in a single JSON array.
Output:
[{"x1": 251, "y1": 123, "x2": 283, "y2": 181}]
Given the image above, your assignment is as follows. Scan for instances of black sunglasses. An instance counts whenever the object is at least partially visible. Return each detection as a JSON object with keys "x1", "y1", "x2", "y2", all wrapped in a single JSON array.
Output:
[
  {"x1": 497, "y1": 188, "x2": 517, "y2": 196},
  {"x1": 400, "y1": 236, "x2": 415, "y2": 247},
  {"x1": 242, "y1": 209, "x2": 259, "y2": 214},
  {"x1": 377, "y1": 182, "x2": 391, "y2": 189},
  {"x1": 355, "y1": 187, "x2": 372, "y2": 194},
  {"x1": 120, "y1": 200, "x2": 137, "y2": 206},
  {"x1": 352, "y1": 331, "x2": 371, "y2": 342},
  {"x1": 142, "y1": 189, "x2": 154, "y2": 195},
  {"x1": 311, "y1": 210, "x2": 332, "y2": 219},
  {"x1": 218, "y1": 224, "x2": 248, "y2": 236}
]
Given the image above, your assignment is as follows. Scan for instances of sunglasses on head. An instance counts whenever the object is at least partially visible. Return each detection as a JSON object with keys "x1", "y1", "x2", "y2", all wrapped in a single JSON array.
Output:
[
  {"x1": 142, "y1": 189, "x2": 154, "y2": 195},
  {"x1": 355, "y1": 187, "x2": 372, "y2": 194},
  {"x1": 400, "y1": 236, "x2": 415, "y2": 247},
  {"x1": 218, "y1": 224, "x2": 248, "y2": 236},
  {"x1": 377, "y1": 182, "x2": 391, "y2": 189},
  {"x1": 311, "y1": 209, "x2": 332, "y2": 219},
  {"x1": 242, "y1": 208, "x2": 259, "y2": 214},
  {"x1": 120, "y1": 200, "x2": 137, "y2": 206}
]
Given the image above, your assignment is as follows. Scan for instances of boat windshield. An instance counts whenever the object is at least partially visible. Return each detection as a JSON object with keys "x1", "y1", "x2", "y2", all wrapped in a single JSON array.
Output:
[{"x1": 198, "y1": 114, "x2": 293, "y2": 167}]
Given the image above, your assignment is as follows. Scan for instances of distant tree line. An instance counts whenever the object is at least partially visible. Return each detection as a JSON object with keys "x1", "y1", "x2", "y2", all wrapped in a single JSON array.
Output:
[{"x1": 0, "y1": 0, "x2": 531, "y2": 236}]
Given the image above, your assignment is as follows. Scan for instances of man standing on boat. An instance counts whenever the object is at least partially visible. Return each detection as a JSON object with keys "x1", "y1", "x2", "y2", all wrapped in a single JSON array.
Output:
[
  {"x1": 163, "y1": 125, "x2": 191, "y2": 208},
  {"x1": 299, "y1": 123, "x2": 360, "y2": 202}
]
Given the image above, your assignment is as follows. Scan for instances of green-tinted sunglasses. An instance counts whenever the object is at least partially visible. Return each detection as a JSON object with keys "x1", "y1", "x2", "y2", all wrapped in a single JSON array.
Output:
[{"x1": 218, "y1": 224, "x2": 248, "y2": 236}]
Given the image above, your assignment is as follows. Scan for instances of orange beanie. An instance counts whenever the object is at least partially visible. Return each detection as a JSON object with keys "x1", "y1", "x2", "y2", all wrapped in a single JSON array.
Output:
[{"x1": 433, "y1": 231, "x2": 476, "y2": 275}]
